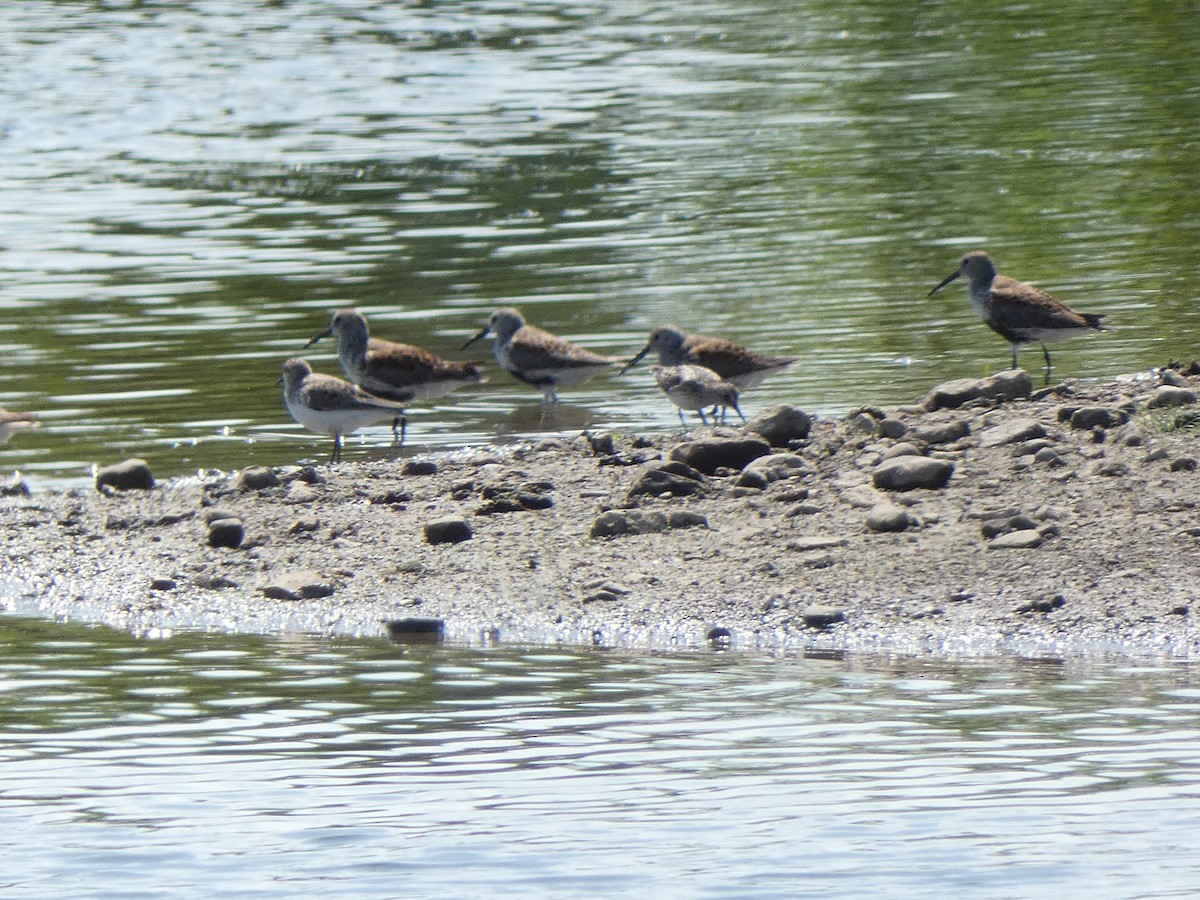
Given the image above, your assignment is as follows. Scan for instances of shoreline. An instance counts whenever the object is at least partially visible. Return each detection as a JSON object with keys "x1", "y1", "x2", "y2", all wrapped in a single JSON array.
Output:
[{"x1": 4, "y1": 365, "x2": 1200, "y2": 660}]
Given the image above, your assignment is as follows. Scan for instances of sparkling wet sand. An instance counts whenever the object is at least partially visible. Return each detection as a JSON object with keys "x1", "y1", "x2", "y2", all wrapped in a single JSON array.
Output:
[{"x1": 4, "y1": 366, "x2": 1200, "y2": 658}]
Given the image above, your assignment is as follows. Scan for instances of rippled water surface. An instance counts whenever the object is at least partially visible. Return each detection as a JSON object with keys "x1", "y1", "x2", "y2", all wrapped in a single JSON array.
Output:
[
  {"x1": 1, "y1": 1, "x2": 1198, "y2": 486},
  {"x1": 2, "y1": 614, "x2": 1200, "y2": 898}
]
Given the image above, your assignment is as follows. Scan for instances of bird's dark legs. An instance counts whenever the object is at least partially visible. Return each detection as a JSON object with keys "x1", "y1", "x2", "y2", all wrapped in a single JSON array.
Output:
[
  {"x1": 677, "y1": 409, "x2": 688, "y2": 429},
  {"x1": 331, "y1": 434, "x2": 343, "y2": 464},
  {"x1": 697, "y1": 408, "x2": 710, "y2": 426},
  {"x1": 391, "y1": 414, "x2": 407, "y2": 447}
]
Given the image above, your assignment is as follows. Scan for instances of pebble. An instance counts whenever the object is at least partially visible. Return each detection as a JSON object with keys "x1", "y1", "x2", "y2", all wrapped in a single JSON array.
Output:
[
  {"x1": 801, "y1": 605, "x2": 847, "y2": 629},
  {"x1": 989, "y1": 529, "x2": 1043, "y2": 549},
  {"x1": 285, "y1": 481, "x2": 319, "y2": 504},
  {"x1": 628, "y1": 464, "x2": 705, "y2": 499},
  {"x1": 95, "y1": 458, "x2": 155, "y2": 492},
  {"x1": 1068, "y1": 407, "x2": 1130, "y2": 430},
  {"x1": 922, "y1": 370, "x2": 1031, "y2": 411},
  {"x1": 881, "y1": 442, "x2": 923, "y2": 460},
  {"x1": 669, "y1": 437, "x2": 771, "y2": 475},
  {"x1": 1146, "y1": 386, "x2": 1197, "y2": 409},
  {"x1": 787, "y1": 535, "x2": 846, "y2": 551},
  {"x1": 260, "y1": 569, "x2": 334, "y2": 600},
  {"x1": 866, "y1": 503, "x2": 911, "y2": 533},
  {"x1": 667, "y1": 510, "x2": 708, "y2": 530},
  {"x1": 235, "y1": 466, "x2": 279, "y2": 491},
  {"x1": 402, "y1": 459, "x2": 439, "y2": 476},
  {"x1": 1169, "y1": 457, "x2": 1198, "y2": 472},
  {"x1": 207, "y1": 518, "x2": 245, "y2": 549},
  {"x1": 385, "y1": 617, "x2": 445, "y2": 642},
  {"x1": 979, "y1": 418, "x2": 1047, "y2": 448},
  {"x1": 877, "y1": 417, "x2": 909, "y2": 440},
  {"x1": 872, "y1": 456, "x2": 954, "y2": 491},
  {"x1": 743, "y1": 453, "x2": 810, "y2": 483},
  {"x1": 743, "y1": 405, "x2": 812, "y2": 447},
  {"x1": 1016, "y1": 593, "x2": 1066, "y2": 614},
  {"x1": 149, "y1": 578, "x2": 178, "y2": 591},
  {"x1": 981, "y1": 514, "x2": 1039, "y2": 538},
  {"x1": 424, "y1": 518, "x2": 473, "y2": 545},
  {"x1": 910, "y1": 419, "x2": 970, "y2": 445}
]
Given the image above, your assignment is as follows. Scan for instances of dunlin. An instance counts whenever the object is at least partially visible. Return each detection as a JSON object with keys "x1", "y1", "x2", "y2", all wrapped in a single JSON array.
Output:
[
  {"x1": 623, "y1": 325, "x2": 797, "y2": 391},
  {"x1": 929, "y1": 251, "x2": 1105, "y2": 372},
  {"x1": 306, "y1": 308, "x2": 484, "y2": 443},
  {"x1": 652, "y1": 364, "x2": 744, "y2": 428},
  {"x1": 461, "y1": 307, "x2": 620, "y2": 406},
  {"x1": 280, "y1": 358, "x2": 411, "y2": 463},
  {"x1": 0, "y1": 406, "x2": 37, "y2": 446}
]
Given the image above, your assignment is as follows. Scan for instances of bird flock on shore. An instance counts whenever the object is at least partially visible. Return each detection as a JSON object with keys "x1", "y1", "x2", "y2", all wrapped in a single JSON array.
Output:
[{"x1": 2, "y1": 251, "x2": 1107, "y2": 464}]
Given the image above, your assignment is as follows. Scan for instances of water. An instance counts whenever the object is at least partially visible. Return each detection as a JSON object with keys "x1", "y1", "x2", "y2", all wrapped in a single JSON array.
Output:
[
  {"x1": 1, "y1": 1, "x2": 1197, "y2": 487},
  {"x1": 0, "y1": 613, "x2": 1198, "y2": 898}
]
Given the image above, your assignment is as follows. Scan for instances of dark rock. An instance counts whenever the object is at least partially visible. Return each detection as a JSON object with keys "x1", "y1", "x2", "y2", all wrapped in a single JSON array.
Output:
[
  {"x1": 584, "y1": 431, "x2": 617, "y2": 456},
  {"x1": 667, "y1": 510, "x2": 708, "y2": 530},
  {"x1": 866, "y1": 504, "x2": 911, "y2": 533},
  {"x1": 872, "y1": 456, "x2": 954, "y2": 491},
  {"x1": 736, "y1": 469, "x2": 769, "y2": 490},
  {"x1": 0, "y1": 476, "x2": 31, "y2": 497},
  {"x1": 979, "y1": 418, "x2": 1047, "y2": 448},
  {"x1": 371, "y1": 489, "x2": 413, "y2": 505},
  {"x1": 195, "y1": 574, "x2": 239, "y2": 590},
  {"x1": 235, "y1": 466, "x2": 279, "y2": 491},
  {"x1": 1017, "y1": 593, "x2": 1066, "y2": 614},
  {"x1": 744, "y1": 405, "x2": 812, "y2": 447},
  {"x1": 1169, "y1": 457, "x2": 1198, "y2": 472},
  {"x1": 590, "y1": 510, "x2": 670, "y2": 538},
  {"x1": 261, "y1": 570, "x2": 334, "y2": 600},
  {"x1": 743, "y1": 453, "x2": 810, "y2": 483},
  {"x1": 706, "y1": 627, "x2": 733, "y2": 649},
  {"x1": 289, "y1": 517, "x2": 321, "y2": 534},
  {"x1": 1069, "y1": 407, "x2": 1130, "y2": 430},
  {"x1": 923, "y1": 370, "x2": 1031, "y2": 411},
  {"x1": 881, "y1": 442, "x2": 922, "y2": 460},
  {"x1": 385, "y1": 617, "x2": 445, "y2": 643},
  {"x1": 982, "y1": 514, "x2": 1039, "y2": 538},
  {"x1": 877, "y1": 417, "x2": 909, "y2": 440},
  {"x1": 149, "y1": 578, "x2": 177, "y2": 591},
  {"x1": 96, "y1": 458, "x2": 155, "y2": 492},
  {"x1": 207, "y1": 518, "x2": 245, "y2": 549},
  {"x1": 1033, "y1": 447, "x2": 1066, "y2": 467},
  {"x1": 669, "y1": 437, "x2": 771, "y2": 475},
  {"x1": 1095, "y1": 460, "x2": 1130, "y2": 477},
  {"x1": 802, "y1": 605, "x2": 847, "y2": 629},
  {"x1": 628, "y1": 464, "x2": 705, "y2": 499},
  {"x1": 1147, "y1": 386, "x2": 1197, "y2": 409},
  {"x1": 910, "y1": 419, "x2": 970, "y2": 445},
  {"x1": 204, "y1": 508, "x2": 239, "y2": 524},
  {"x1": 425, "y1": 518, "x2": 473, "y2": 545},
  {"x1": 402, "y1": 459, "x2": 439, "y2": 476}
]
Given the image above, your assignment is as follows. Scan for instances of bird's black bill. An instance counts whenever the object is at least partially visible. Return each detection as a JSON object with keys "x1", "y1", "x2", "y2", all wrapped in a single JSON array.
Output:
[
  {"x1": 305, "y1": 327, "x2": 333, "y2": 349},
  {"x1": 620, "y1": 345, "x2": 651, "y2": 375},
  {"x1": 460, "y1": 326, "x2": 490, "y2": 351},
  {"x1": 928, "y1": 270, "x2": 961, "y2": 296}
]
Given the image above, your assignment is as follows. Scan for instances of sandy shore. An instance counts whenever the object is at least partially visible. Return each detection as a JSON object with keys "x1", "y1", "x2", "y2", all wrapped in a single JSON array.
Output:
[{"x1": 4, "y1": 364, "x2": 1200, "y2": 658}]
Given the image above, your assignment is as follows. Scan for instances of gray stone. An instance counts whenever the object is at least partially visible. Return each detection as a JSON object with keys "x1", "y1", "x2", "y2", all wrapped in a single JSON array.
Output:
[
  {"x1": 911, "y1": 420, "x2": 970, "y2": 445},
  {"x1": 149, "y1": 578, "x2": 178, "y2": 591},
  {"x1": 667, "y1": 510, "x2": 709, "y2": 530},
  {"x1": 0, "y1": 475, "x2": 30, "y2": 497},
  {"x1": 923, "y1": 370, "x2": 1032, "y2": 411},
  {"x1": 261, "y1": 570, "x2": 334, "y2": 600},
  {"x1": 590, "y1": 510, "x2": 671, "y2": 538},
  {"x1": 235, "y1": 466, "x2": 279, "y2": 491},
  {"x1": 872, "y1": 456, "x2": 954, "y2": 491},
  {"x1": 866, "y1": 504, "x2": 911, "y2": 533},
  {"x1": 735, "y1": 470, "x2": 769, "y2": 490},
  {"x1": 744, "y1": 405, "x2": 812, "y2": 447},
  {"x1": 1147, "y1": 386, "x2": 1197, "y2": 410},
  {"x1": 1069, "y1": 407, "x2": 1130, "y2": 430},
  {"x1": 385, "y1": 617, "x2": 445, "y2": 642},
  {"x1": 670, "y1": 437, "x2": 771, "y2": 475},
  {"x1": 207, "y1": 518, "x2": 245, "y2": 549},
  {"x1": 1169, "y1": 457, "x2": 1198, "y2": 472},
  {"x1": 204, "y1": 508, "x2": 239, "y2": 525},
  {"x1": 787, "y1": 535, "x2": 847, "y2": 551},
  {"x1": 1095, "y1": 460, "x2": 1130, "y2": 477},
  {"x1": 628, "y1": 464, "x2": 704, "y2": 499},
  {"x1": 802, "y1": 605, "x2": 847, "y2": 629},
  {"x1": 285, "y1": 481, "x2": 319, "y2": 504},
  {"x1": 1016, "y1": 593, "x2": 1066, "y2": 614},
  {"x1": 1033, "y1": 447, "x2": 1066, "y2": 467},
  {"x1": 424, "y1": 517, "x2": 473, "y2": 545},
  {"x1": 979, "y1": 418, "x2": 1047, "y2": 448},
  {"x1": 743, "y1": 453, "x2": 810, "y2": 483},
  {"x1": 95, "y1": 458, "x2": 155, "y2": 492},
  {"x1": 402, "y1": 459, "x2": 439, "y2": 476},
  {"x1": 877, "y1": 417, "x2": 909, "y2": 440},
  {"x1": 982, "y1": 514, "x2": 1039, "y2": 538},
  {"x1": 881, "y1": 442, "x2": 923, "y2": 460},
  {"x1": 989, "y1": 529, "x2": 1043, "y2": 549}
]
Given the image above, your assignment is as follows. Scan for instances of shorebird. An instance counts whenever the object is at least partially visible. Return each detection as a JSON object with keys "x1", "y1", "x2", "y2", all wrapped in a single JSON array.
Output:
[
  {"x1": 461, "y1": 307, "x2": 621, "y2": 406},
  {"x1": 929, "y1": 251, "x2": 1106, "y2": 373},
  {"x1": 306, "y1": 308, "x2": 484, "y2": 444},
  {"x1": 280, "y1": 358, "x2": 412, "y2": 463},
  {"x1": 653, "y1": 364, "x2": 744, "y2": 428},
  {"x1": 0, "y1": 406, "x2": 38, "y2": 446},
  {"x1": 622, "y1": 325, "x2": 797, "y2": 391}
]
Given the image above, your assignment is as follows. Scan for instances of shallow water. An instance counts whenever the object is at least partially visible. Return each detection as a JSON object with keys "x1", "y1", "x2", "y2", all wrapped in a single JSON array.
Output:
[
  {"x1": 1, "y1": 614, "x2": 1199, "y2": 898},
  {"x1": 1, "y1": 1, "x2": 1197, "y2": 486}
]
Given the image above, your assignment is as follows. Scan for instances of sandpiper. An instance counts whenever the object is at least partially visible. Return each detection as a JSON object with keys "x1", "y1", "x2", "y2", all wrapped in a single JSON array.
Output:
[
  {"x1": 306, "y1": 308, "x2": 485, "y2": 443},
  {"x1": 461, "y1": 307, "x2": 621, "y2": 406},
  {"x1": 652, "y1": 364, "x2": 744, "y2": 428},
  {"x1": 623, "y1": 325, "x2": 797, "y2": 391},
  {"x1": 0, "y1": 406, "x2": 38, "y2": 446},
  {"x1": 929, "y1": 251, "x2": 1106, "y2": 373},
  {"x1": 280, "y1": 358, "x2": 411, "y2": 463}
]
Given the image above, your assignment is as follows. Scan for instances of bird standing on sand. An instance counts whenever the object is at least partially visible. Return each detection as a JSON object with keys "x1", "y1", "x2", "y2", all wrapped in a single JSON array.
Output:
[
  {"x1": 0, "y1": 406, "x2": 38, "y2": 446},
  {"x1": 929, "y1": 251, "x2": 1105, "y2": 374},
  {"x1": 280, "y1": 358, "x2": 412, "y2": 464},
  {"x1": 623, "y1": 324, "x2": 796, "y2": 391},
  {"x1": 652, "y1": 364, "x2": 744, "y2": 428},
  {"x1": 306, "y1": 308, "x2": 484, "y2": 444},
  {"x1": 461, "y1": 307, "x2": 621, "y2": 406}
]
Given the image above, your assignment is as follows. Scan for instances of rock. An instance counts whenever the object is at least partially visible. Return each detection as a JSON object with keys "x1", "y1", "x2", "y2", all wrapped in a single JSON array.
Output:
[
  {"x1": 424, "y1": 518, "x2": 473, "y2": 545},
  {"x1": 669, "y1": 437, "x2": 771, "y2": 475},
  {"x1": 204, "y1": 508, "x2": 239, "y2": 524},
  {"x1": 706, "y1": 627, "x2": 733, "y2": 648},
  {"x1": 1147, "y1": 386, "x2": 1197, "y2": 409},
  {"x1": 0, "y1": 475, "x2": 31, "y2": 497},
  {"x1": 877, "y1": 417, "x2": 909, "y2": 440},
  {"x1": 735, "y1": 470, "x2": 769, "y2": 490},
  {"x1": 235, "y1": 466, "x2": 279, "y2": 491},
  {"x1": 285, "y1": 481, "x2": 319, "y2": 504},
  {"x1": 289, "y1": 517, "x2": 321, "y2": 534},
  {"x1": 1094, "y1": 460, "x2": 1130, "y2": 478},
  {"x1": 371, "y1": 489, "x2": 412, "y2": 506},
  {"x1": 207, "y1": 518, "x2": 245, "y2": 549},
  {"x1": 866, "y1": 504, "x2": 911, "y2": 533},
  {"x1": 743, "y1": 453, "x2": 810, "y2": 483},
  {"x1": 923, "y1": 370, "x2": 1031, "y2": 411},
  {"x1": 95, "y1": 458, "x2": 155, "y2": 492},
  {"x1": 402, "y1": 459, "x2": 439, "y2": 476},
  {"x1": 628, "y1": 464, "x2": 705, "y2": 499},
  {"x1": 872, "y1": 456, "x2": 954, "y2": 491},
  {"x1": 667, "y1": 510, "x2": 708, "y2": 530},
  {"x1": 1033, "y1": 447, "x2": 1066, "y2": 467},
  {"x1": 989, "y1": 529, "x2": 1043, "y2": 549},
  {"x1": 979, "y1": 418, "x2": 1047, "y2": 448},
  {"x1": 590, "y1": 510, "x2": 671, "y2": 538},
  {"x1": 591, "y1": 511, "x2": 633, "y2": 538},
  {"x1": 802, "y1": 605, "x2": 847, "y2": 629},
  {"x1": 385, "y1": 617, "x2": 445, "y2": 642},
  {"x1": 261, "y1": 570, "x2": 334, "y2": 600},
  {"x1": 149, "y1": 578, "x2": 177, "y2": 591},
  {"x1": 476, "y1": 483, "x2": 555, "y2": 514},
  {"x1": 981, "y1": 514, "x2": 1039, "y2": 538},
  {"x1": 787, "y1": 535, "x2": 847, "y2": 551},
  {"x1": 1169, "y1": 457, "x2": 1198, "y2": 472},
  {"x1": 744, "y1": 405, "x2": 812, "y2": 447},
  {"x1": 1069, "y1": 407, "x2": 1130, "y2": 430},
  {"x1": 195, "y1": 574, "x2": 239, "y2": 590},
  {"x1": 910, "y1": 420, "x2": 970, "y2": 445},
  {"x1": 881, "y1": 442, "x2": 923, "y2": 460},
  {"x1": 1016, "y1": 593, "x2": 1066, "y2": 614}
]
